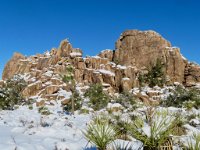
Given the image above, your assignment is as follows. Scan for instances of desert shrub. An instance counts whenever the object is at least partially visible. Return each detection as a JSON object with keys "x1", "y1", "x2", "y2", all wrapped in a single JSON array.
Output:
[
  {"x1": 38, "y1": 106, "x2": 51, "y2": 115},
  {"x1": 0, "y1": 75, "x2": 27, "y2": 110},
  {"x1": 161, "y1": 85, "x2": 200, "y2": 108},
  {"x1": 112, "y1": 116, "x2": 132, "y2": 141},
  {"x1": 84, "y1": 84, "x2": 110, "y2": 111},
  {"x1": 63, "y1": 90, "x2": 82, "y2": 112},
  {"x1": 115, "y1": 92, "x2": 138, "y2": 110},
  {"x1": 61, "y1": 65, "x2": 74, "y2": 83},
  {"x1": 28, "y1": 105, "x2": 33, "y2": 110},
  {"x1": 80, "y1": 107, "x2": 89, "y2": 114},
  {"x1": 183, "y1": 101, "x2": 196, "y2": 110},
  {"x1": 171, "y1": 113, "x2": 187, "y2": 136},
  {"x1": 187, "y1": 114, "x2": 198, "y2": 122},
  {"x1": 139, "y1": 59, "x2": 166, "y2": 88},
  {"x1": 70, "y1": 90, "x2": 82, "y2": 110}
]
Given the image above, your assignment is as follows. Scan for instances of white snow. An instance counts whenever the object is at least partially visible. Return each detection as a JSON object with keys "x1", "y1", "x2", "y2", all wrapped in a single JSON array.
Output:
[
  {"x1": 117, "y1": 65, "x2": 127, "y2": 69},
  {"x1": 100, "y1": 49, "x2": 113, "y2": 53},
  {"x1": 181, "y1": 54, "x2": 187, "y2": 60},
  {"x1": 57, "y1": 89, "x2": 72, "y2": 100},
  {"x1": 97, "y1": 69, "x2": 115, "y2": 76},
  {"x1": 122, "y1": 77, "x2": 130, "y2": 81},
  {"x1": 43, "y1": 71, "x2": 53, "y2": 77},
  {"x1": 0, "y1": 105, "x2": 90, "y2": 150},
  {"x1": 70, "y1": 52, "x2": 82, "y2": 57},
  {"x1": 107, "y1": 103, "x2": 123, "y2": 109}
]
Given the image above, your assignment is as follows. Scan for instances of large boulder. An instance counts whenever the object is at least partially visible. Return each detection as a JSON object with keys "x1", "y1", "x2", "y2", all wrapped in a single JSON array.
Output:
[
  {"x1": 22, "y1": 81, "x2": 43, "y2": 97},
  {"x1": 114, "y1": 30, "x2": 186, "y2": 83},
  {"x1": 98, "y1": 49, "x2": 114, "y2": 61},
  {"x1": 2, "y1": 53, "x2": 25, "y2": 80},
  {"x1": 56, "y1": 39, "x2": 73, "y2": 58},
  {"x1": 185, "y1": 63, "x2": 200, "y2": 86}
]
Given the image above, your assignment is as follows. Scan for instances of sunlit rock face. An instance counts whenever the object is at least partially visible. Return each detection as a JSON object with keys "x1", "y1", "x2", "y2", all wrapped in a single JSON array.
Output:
[{"x1": 114, "y1": 30, "x2": 187, "y2": 83}]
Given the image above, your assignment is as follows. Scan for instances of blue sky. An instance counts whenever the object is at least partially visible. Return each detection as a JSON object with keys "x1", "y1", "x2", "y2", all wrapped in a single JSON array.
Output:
[{"x1": 0, "y1": 0, "x2": 200, "y2": 78}]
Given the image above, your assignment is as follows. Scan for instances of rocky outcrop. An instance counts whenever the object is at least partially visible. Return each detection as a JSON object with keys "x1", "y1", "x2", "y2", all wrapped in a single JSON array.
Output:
[
  {"x1": 98, "y1": 49, "x2": 114, "y2": 61},
  {"x1": 185, "y1": 63, "x2": 200, "y2": 86},
  {"x1": 114, "y1": 30, "x2": 187, "y2": 83},
  {"x1": 2, "y1": 52, "x2": 25, "y2": 79},
  {"x1": 2, "y1": 30, "x2": 200, "y2": 100}
]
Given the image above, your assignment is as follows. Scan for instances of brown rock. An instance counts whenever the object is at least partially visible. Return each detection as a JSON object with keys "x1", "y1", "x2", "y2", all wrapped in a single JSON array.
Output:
[
  {"x1": 45, "y1": 85, "x2": 60, "y2": 95},
  {"x1": 0, "y1": 80, "x2": 4, "y2": 87},
  {"x1": 22, "y1": 81, "x2": 43, "y2": 97},
  {"x1": 121, "y1": 78, "x2": 132, "y2": 91},
  {"x1": 36, "y1": 100, "x2": 45, "y2": 107},
  {"x1": 56, "y1": 39, "x2": 73, "y2": 57},
  {"x1": 98, "y1": 49, "x2": 114, "y2": 61},
  {"x1": 85, "y1": 57, "x2": 109, "y2": 69},
  {"x1": 70, "y1": 48, "x2": 83, "y2": 58},
  {"x1": 137, "y1": 93, "x2": 159, "y2": 105},
  {"x1": 147, "y1": 91, "x2": 159, "y2": 97},
  {"x1": 50, "y1": 78, "x2": 63, "y2": 85},
  {"x1": 114, "y1": 30, "x2": 186, "y2": 83},
  {"x1": 2, "y1": 53, "x2": 25, "y2": 80},
  {"x1": 61, "y1": 99, "x2": 70, "y2": 105},
  {"x1": 185, "y1": 63, "x2": 200, "y2": 86}
]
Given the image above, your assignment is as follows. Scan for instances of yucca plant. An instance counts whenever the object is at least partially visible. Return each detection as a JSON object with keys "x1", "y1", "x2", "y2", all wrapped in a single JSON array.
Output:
[
  {"x1": 128, "y1": 109, "x2": 176, "y2": 150},
  {"x1": 109, "y1": 141, "x2": 135, "y2": 150},
  {"x1": 186, "y1": 133, "x2": 200, "y2": 150},
  {"x1": 83, "y1": 121, "x2": 118, "y2": 150},
  {"x1": 171, "y1": 113, "x2": 187, "y2": 136}
]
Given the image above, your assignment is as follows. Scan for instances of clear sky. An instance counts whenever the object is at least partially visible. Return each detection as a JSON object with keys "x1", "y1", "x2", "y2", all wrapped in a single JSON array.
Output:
[{"x1": 0, "y1": 0, "x2": 200, "y2": 78}]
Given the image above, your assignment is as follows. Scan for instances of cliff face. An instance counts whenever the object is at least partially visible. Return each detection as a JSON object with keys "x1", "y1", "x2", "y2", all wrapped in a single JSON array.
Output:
[
  {"x1": 2, "y1": 30, "x2": 200, "y2": 99},
  {"x1": 114, "y1": 30, "x2": 187, "y2": 83}
]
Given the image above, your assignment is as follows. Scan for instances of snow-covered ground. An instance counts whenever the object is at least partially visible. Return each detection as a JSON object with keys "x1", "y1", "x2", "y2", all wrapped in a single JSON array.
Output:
[
  {"x1": 0, "y1": 104, "x2": 90, "y2": 150},
  {"x1": 1, "y1": 84, "x2": 200, "y2": 150}
]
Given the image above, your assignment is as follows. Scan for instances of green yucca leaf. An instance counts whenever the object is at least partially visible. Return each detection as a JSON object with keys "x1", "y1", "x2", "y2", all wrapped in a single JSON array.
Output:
[{"x1": 83, "y1": 122, "x2": 118, "y2": 150}]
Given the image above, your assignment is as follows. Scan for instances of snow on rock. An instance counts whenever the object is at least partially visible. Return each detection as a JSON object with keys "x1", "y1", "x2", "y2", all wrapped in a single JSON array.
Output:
[
  {"x1": 107, "y1": 103, "x2": 123, "y2": 109},
  {"x1": 97, "y1": 69, "x2": 115, "y2": 76},
  {"x1": 43, "y1": 71, "x2": 53, "y2": 77},
  {"x1": 57, "y1": 89, "x2": 72, "y2": 100},
  {"x1": 70, "y1": 52, "x2": 82, "y2": 58},
  {"x1": 116, "y1": 65, "x2": 127, "y2": 69},
  {"x1": 122, "y1": 77, "x2": 130, "y2": 81},
  {"x1": 44, "y1": 51, "x2": 50, "y2": 57},
  {"x1": 190, "y1": 119, "x2": 200, "y2": 126}
]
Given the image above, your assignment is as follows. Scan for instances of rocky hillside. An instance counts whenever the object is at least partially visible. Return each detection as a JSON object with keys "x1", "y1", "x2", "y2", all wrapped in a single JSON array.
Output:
[
  {"x1": 1, "y1": 30, "x2": 200, "y2": 150},
  {"x1": 2, "y1": 30, "x2": 200, "y2": 101}
]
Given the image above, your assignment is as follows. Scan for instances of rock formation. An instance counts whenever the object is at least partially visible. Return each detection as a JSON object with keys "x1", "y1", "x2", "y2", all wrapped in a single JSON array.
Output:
[
  {"x1": 114, "y1": 30, "x2": 187, "y2": 83},
  {"x1": 2, "y1": 30, "x2": 200, "y2": 100}
]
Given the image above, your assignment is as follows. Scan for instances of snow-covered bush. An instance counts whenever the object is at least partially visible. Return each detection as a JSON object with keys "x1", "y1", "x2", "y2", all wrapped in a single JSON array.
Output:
[
  {"x1": 61, "y1": 65, "x2": 74, "y2": 84},
  {"x1": 114, "y1": 92, "x2": 138, "y2": 110},
  {"x1": 84, "y1": 84, "x2": 110, "y2": 110},
  {"x1": 38, "y1": 106, "x2": 51, "y2": 115},
  {"x1": 0, "y1": 75, "x2": 27, "y2": 110},
  {"x1": 161, "y1": 85, "x2": 200, "y2": 109}
]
